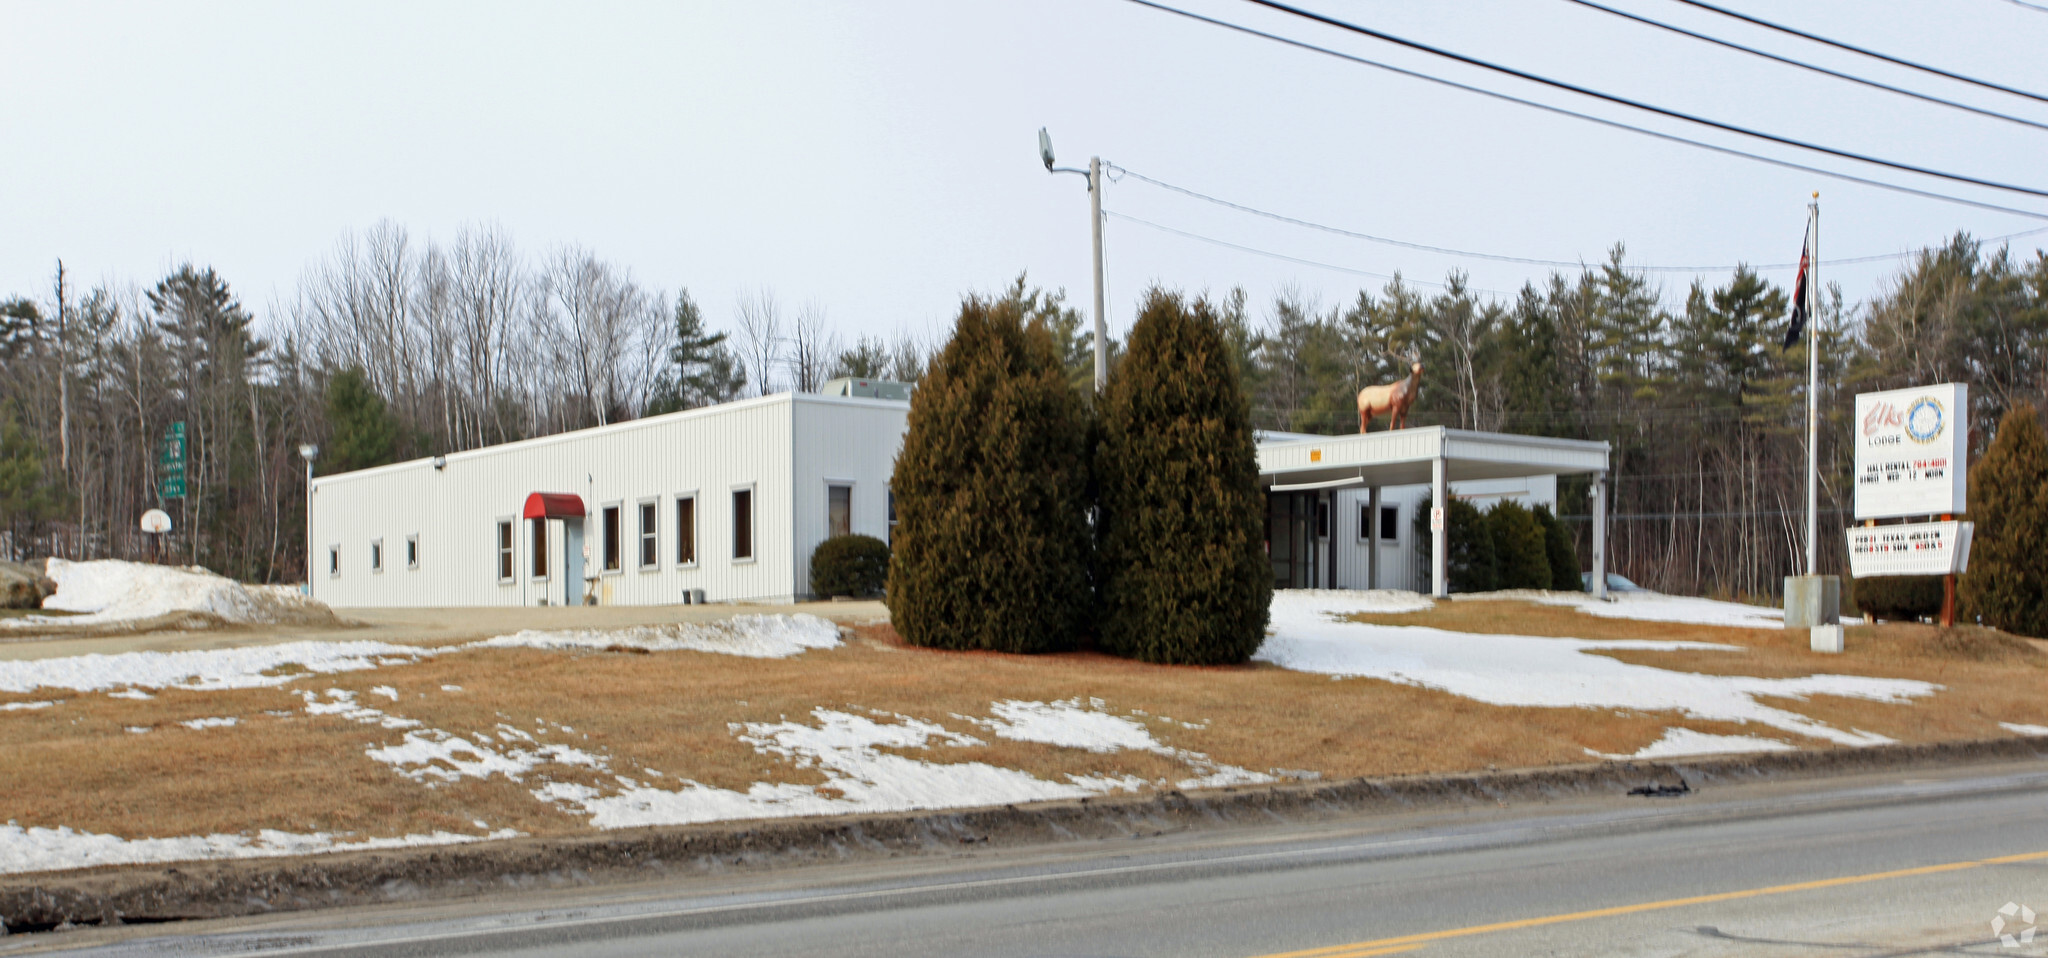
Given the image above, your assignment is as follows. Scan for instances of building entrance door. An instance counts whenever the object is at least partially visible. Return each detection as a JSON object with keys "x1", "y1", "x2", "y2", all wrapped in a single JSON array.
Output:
[{"x1": 1266, "y1": 491, "x2": 1319, "y2": 589}]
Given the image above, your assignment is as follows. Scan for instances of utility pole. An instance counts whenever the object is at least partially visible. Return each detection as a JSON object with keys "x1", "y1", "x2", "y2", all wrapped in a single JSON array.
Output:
[
  {"x1": 1088, "y1": 157, "x2": 1106, "y2": 392},
  {"x1": 1040, "y1": 129, "x2": 1109, "y2": 392},
  {"x1": 54, "y1": 260, "x2": 69, "y2": 474}
]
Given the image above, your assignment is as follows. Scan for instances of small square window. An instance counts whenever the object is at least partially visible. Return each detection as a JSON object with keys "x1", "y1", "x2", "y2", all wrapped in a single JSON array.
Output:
[
  {"x1": 638, "y1": 500, "x2": 659, "y2": 570},
  {"x1": 496, "y1": 521, "x2": 514, "y2": 582},
  {"x1": 1379, "y1": 506, "x2": 1400, "y2": 542},
  {"x1": 601, "y1": 504, "x2": 622, "y2": 573},
  {"x1": 676, "y1": 495, "x2": 697, "y2": 566},
  {"x1": 732, "y1": 488, "x2": 754, "y2": 561},
  {"x1": 370, "y1": 539, "x2": 384, "y2": 573},
  {"x1": 531, "y1": 518, "x2": 549, "y2": 579},
  {"x1": 827, "y1": 484, "x2": 852, "y2": 539},
  {"x1": 328, "y1": 545, "x2": 340, "y2": 577},
  {"x1": 406, "y1": 534, "x2": 419, "y2": 570}
]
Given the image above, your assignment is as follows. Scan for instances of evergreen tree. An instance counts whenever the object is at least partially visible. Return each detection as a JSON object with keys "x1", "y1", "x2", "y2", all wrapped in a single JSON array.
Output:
[
  {"x1": 1416, "y1": 496, "x2": 1497, "y2": 593},
  {"x1": 646, "y1": 290, "x2": 745, "y2": 414},
  {"x1": 832, "y1": 335, "x2": 893, "y2": 380},
  {"x1": 324, "y1": 368, "x2": 400, "y2": 474},
  {"x1": 1959, "y1": 404, "x2": 2048, "y2": 636},
  {"x1": 1095, "y1": 289, "x2": 1271, "y2": 665},
  {"x1": 1533, "y1": 503, "x2": 1581, "y2": 591},
  {"x1": 0, "y1": 405, "x2": 66, "y2": 534},
  {"x1": 1486, "y1": 500, "x2": 1551, "y2": 591},
  {"x1": 886, "y1": 295, "x2": 1093, "y2": 653}
]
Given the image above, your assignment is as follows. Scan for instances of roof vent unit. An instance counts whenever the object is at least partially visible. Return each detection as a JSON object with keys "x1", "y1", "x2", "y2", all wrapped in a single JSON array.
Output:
[{"x1": 819, "y1": 378, "x2": 914, "y2": 401}]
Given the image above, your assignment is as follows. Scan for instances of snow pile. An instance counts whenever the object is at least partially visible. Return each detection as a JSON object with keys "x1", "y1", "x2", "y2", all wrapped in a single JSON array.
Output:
[
  {"x1": 1592, "y1": 727, "x2": 1795, "y2": 760},
  {"x1": 1, "y1": 559, "x2": 335, "y2": 629},
  {"x1": 0, "y1": 823, "x2": 516, "y2": 876},
  {"x1": 0, "y1": 641, "x2": 428, "y2": 695},
  {"x1": 975, "y1": 699, "x2": 1274, "y2": 789},
  {"x1": 1256, "y1": 591, "x2": 1936, "y2": 746},
  {"x1": 176, "y1": 716, "x2": 239, "y2": 730},
  {"x1": 2002, "y1": 722, "x2": 2048, "y2": 736},
  {"x1": 539, "y1": 708, "x2": 1139, "y2": 829},
  {"x1": 473, "y1": 613, "x2": 841, "y2": 659}
]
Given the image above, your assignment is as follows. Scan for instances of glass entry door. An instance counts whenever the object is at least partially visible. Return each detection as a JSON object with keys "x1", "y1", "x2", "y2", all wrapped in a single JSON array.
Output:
[{"x1": 1266, "y1": 492, "x2": 1318, "y2": 589}]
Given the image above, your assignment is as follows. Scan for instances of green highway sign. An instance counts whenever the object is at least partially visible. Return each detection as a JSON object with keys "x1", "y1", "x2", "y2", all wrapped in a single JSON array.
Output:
[
  {"x1": 160, "y1": 476, "x2": 185, "y2": 499},
  {"x1": 159, "y1": 422, "x2": 187, "y2": 498}
]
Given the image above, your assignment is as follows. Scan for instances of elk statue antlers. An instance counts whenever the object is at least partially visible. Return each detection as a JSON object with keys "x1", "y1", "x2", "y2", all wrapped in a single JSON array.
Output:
[{"x1": 1356, "y1": 350, "x2": 1422, "y2": 433}]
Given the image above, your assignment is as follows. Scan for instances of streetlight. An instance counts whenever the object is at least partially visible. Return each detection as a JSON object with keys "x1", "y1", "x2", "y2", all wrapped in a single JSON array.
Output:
[
  {"x1": 1039, "y1": 128, "x2": 1107, "y2": 393},
  {"x1": 299, "y1": 444, "x2": 318, "y2": 593}
]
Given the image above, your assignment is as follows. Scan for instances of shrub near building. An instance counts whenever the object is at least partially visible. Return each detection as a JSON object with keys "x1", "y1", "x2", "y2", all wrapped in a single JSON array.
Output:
[
  {"x1": 1533, "y1": 504, "x2": 1582, "y2": 592},
  {"x1": 810, "y1": 534, "x2": 889, "y2": 598},
  {"x1": 1095, "y1": 290, "x2": 1271, "y2": 665},
  {"x1": 1486, "y1": 499, "x2": 1551, "y2": 591},
  {"x1": 885, "y1": 296, "x2": 1094, "y2": 653},
  {"x1": 1959, "y1": 403, "x2": 2048, "y2": 636}
]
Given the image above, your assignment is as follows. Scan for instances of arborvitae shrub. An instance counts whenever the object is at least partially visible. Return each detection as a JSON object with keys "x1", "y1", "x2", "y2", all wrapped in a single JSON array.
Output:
[
  {"x1": 810, "y1": 534, "x2": 890, "y2": 598},
  {"x1": 885, "y1": 296, "x2": 1094, "y2": 652},
  {"x1": 1533, "y1": 503, "x2": 1582, "y2": 591},
  {"x1": 1095, "y1": 290, "x2": 1271, "y2": 665},
  {"x1": 1417, "y1": 497, "x2": 1497, "y2": 593},
  {"x1": 1850, "y1": 575, "x2": 1943, "y2": 621},
  {"x1": 1486, "y1": 500, "x2": 1551, "y2": 591},
  {"x1": 1959, "y1": 404, "x2": 2048, "y2": 636}
]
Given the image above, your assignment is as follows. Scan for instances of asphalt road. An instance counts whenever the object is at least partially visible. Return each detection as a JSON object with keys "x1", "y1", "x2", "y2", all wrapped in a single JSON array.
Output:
[{"x1": 21, "y1": 761, "x2": 2048, "y2": 958}]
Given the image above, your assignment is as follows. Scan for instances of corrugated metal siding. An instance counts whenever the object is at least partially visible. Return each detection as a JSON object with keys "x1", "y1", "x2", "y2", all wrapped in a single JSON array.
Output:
[
  {"x1": 788, "y1": 395, "x2": 912, "y2": 598},
  {"x1": 308, "y1": 394, "x2": 907, "y2": 608}
]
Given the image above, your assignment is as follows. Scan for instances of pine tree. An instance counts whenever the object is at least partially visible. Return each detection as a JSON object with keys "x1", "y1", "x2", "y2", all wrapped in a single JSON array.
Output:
[
  {"x1": 1095, "y1": 290, "x2": 1270, "y2": 665},
  {"x1": 1959, "y1": 404, "x2": 2048, "y2": 636},
  {"x1": 646, "y1": 290, "x2": 745, "y2": 414},
  {"x1": 325, "y1": 368, "x2": 400, "y2": 474},
  {"x1": 885, "y1": 295, "x2": 1093, "y2": 653},
  {"x1": 1487, "y1": 500, "x2": 1551, "y2": 591}
]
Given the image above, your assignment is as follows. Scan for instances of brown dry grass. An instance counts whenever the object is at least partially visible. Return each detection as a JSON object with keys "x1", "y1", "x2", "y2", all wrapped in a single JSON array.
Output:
[{"x1": 2, "y1": 604, "x2": 2044, "y2": 848}]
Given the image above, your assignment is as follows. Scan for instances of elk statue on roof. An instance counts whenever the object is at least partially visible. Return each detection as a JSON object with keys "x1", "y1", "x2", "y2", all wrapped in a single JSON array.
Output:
[{"x1": 1356, "y1": 348, "x2": 1422, "y2": 433}]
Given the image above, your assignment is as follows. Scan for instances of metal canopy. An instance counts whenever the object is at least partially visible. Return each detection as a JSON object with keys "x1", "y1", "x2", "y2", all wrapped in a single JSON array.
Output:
[
  {"x1": 1257, "y1": 427, "x2": 1609, "y2": 487},
  {"x1": 1255, "y1": 426, "x2": 1613, "y2": 601}
]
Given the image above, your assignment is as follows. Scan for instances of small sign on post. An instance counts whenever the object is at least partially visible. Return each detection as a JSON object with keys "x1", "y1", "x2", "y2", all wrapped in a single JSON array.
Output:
[{"x1": 1429, "y1": 506, "x2": 1445, "y2": 532}]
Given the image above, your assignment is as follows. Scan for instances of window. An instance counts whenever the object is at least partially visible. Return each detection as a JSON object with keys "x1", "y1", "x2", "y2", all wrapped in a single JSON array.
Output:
[
  {"x1": 732, "y1": 488, "x2": 754, "y2": 560},
  {"x1": 675, "y1": 495, "x2": 697, "y2": 566},
  {"x1": 406, "y1": 534, "x2": 419, "y2": 570},
  {"x1": 1379, "y1": 505, "x2": 1400, "y2": 542},
  {"x1": 827, "y1": 484, "x2": 852, "y2": 539},
  {"x1": 496, "y1": 520, "x2": 514, "y2": 582},
  {"x1": 887, "y1": 488, "x2": 897, "y2": 528},
  {"x1": 370, "y1": 539, "x2": 384, "y2": 573},
  {"x1": 1358, "y1": 504, "x2": 1371, "y2": 541},
  {"x1": 1316, "y1": 501, "x2": 1329, "y2": 539},
  {"x1": 601, "y1": 504, "x2": 622, "y2": 573},
  {"x1": 531, "y1": 518, "x2": 549, "y2": 578},
  {"x1": 328, "y1": 545, "x2": 340, "y2": 577},
  {"x1": 638, "y1": 500, "x2": 659, "y2": 569}
]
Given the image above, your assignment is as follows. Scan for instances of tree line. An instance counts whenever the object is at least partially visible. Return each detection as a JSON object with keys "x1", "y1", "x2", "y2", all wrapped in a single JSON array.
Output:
[{"x1": 3, "y1": 223, "x2": 2043, "y2": 599}]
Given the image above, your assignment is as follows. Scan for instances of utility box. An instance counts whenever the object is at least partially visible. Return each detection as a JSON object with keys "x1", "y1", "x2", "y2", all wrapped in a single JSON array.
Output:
[
  {"x1": 820, "y1": 377, "x2": 914, "y2": 401},
  {"x1": 1810, "y1": 623, "x2": 1845, "y2": 653},
  {"x1": 1784, "y1": 575, "x2": 1840, "y2": 629}
]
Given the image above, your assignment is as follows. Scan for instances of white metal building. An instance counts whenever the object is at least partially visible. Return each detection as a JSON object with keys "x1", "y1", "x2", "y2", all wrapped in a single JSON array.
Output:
[
  {"x1": 308, "y1": 392, "x2": 909, "y2": 608},
  {"x1": 309, "y1": 390, "x2": 1608, "y2": 608}
]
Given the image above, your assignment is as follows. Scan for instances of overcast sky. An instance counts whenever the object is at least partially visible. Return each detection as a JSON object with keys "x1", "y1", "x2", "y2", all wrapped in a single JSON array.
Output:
[{"x1": 6, "y1": 0, "x2": 2047, "y2": 347}]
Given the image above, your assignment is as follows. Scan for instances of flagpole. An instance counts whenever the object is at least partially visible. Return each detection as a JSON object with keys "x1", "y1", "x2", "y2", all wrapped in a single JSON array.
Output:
[{"x1": 1805, "y1": 192, "x2": 1820, "y2": 578}]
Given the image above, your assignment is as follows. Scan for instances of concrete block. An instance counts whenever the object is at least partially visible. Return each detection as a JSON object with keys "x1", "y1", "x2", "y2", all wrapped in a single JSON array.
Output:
[
  {"x1": 1810, "y1": 623, "x2": 1845, "y2": 653},
  {"x1": 1784, "y1": 575, "x2": 1840, "y2": 629}
]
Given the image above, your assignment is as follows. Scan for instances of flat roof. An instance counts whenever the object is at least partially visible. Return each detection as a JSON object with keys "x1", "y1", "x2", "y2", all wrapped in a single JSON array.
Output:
[{"x1": 1257, "y1": 426, "x2": 1609, "y2": 489}]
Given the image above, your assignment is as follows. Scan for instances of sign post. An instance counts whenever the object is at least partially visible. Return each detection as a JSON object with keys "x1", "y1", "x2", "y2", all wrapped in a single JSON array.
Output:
[
  {"x1": 158, "y1": 422, "x2": 187, "y2": 500},
  {"x1": 1846, "y1": 383, "x2": 1972, "y2": 628}
]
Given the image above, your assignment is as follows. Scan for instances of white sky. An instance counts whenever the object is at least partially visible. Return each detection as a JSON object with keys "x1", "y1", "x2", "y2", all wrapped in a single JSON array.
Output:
[{"x1": 5, "y1": 0, "x2": 2046, "y2": 346}]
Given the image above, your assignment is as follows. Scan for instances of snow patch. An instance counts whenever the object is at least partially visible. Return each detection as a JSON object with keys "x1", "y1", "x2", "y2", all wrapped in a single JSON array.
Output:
[
  {"x1": 1255, "y1": 591, "x2": 1934, "y2": 746},
  {"x1": 1508, "y1": 589, "x2": 1785, "y2": 628},
  {"x1": 1594, "y1": 728, "x2": 1796, "y2": 759},
  {"x1": 176, "y1": 716, "x2": 238, "y2": 730},
  {"x1": 0, "y1": 641, "x2": 428, "y2": 696},
  {"x1": 473, "y1": 613, "x2": 841, "y2": 659},
  {"x1": 975, "y1": 699, "x2": 1273, "y2": 790},
  {"x1": 1, "y1": 700, "x2": 57, "y2": 712},
  {"x1": 2001, "y1": 722, "x2": 2048, "y2": 737},
  {"x1": 2, "y1": 559, "x2": 330, "y2": 628},
  {"x1": 0, "y1": 823, "x2": 517, "y2": 876}
]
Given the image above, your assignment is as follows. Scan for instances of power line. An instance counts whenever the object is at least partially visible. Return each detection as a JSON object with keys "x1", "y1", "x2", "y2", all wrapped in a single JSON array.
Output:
[
  {"x1": 1563, "y1": 0, "x2": 2048, "y2": 132},
  {"x1": 1110, "y1": 163, "x2": 2048, "y2": 272},
  {"x1": 1105, "y1": 209, "x2": 1520, "y2": 295},
  {"x1": 1120, "y1": 0, "x2": 2048, "y2": 221},
  {"x1": 1240, "y1": 0, "x2": 2048, "y2": 198},
  {"x1": 1671, "y1": 0, "x2": 2048, "y2": 104},
  {"x1": 2001, "y1": 0, "x2": 2048, "y2": 13}
]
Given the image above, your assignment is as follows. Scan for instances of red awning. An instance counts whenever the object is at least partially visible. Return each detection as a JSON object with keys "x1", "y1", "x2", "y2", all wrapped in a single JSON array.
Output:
[{"x1": 522, "y1": 492, "x2": 587, "y2": 519}]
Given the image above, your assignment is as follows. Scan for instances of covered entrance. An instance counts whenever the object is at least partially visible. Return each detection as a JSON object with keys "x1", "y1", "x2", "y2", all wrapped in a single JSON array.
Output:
[
  {"x1": 1258, "y1": 427, "x2": 1612, "y2": 598},
  {"x1": 523, "y1": 492, "x2": 587, "y2": 606}
]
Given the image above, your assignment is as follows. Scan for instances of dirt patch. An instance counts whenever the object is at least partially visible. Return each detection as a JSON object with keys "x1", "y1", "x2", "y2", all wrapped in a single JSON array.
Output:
[{"x1": 3, "y1": 736, "x2": 2043, "y2": 934}]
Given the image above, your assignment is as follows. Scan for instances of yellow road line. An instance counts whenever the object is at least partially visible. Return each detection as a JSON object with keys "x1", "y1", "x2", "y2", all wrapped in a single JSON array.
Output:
[{"x1": 1252, "y1": 848, "x2": 2048, "y2": 958}]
